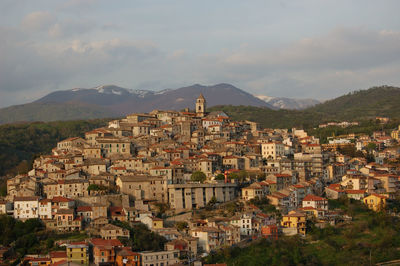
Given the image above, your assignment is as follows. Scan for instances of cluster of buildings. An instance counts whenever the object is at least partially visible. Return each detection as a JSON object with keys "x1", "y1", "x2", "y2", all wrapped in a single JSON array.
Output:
[{"x1": 1, "y1": 95, "x2": 400, "y2": 265}]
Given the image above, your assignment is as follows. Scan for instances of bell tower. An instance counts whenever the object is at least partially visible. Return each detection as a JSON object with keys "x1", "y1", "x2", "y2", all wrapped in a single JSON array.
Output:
[{"x1": 196, "y1": 93, "x2": 206, "y2": 117}]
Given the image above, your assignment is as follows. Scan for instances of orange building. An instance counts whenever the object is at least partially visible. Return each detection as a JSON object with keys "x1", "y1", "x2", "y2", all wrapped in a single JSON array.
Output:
[
  {"x1": 116, "y1": 248, "x2": 141, "y2": 266},
  {"x1": 261, "y1": 225, "x2": 279, "y2": 240},
  {"x1": 90, "y1": 238, "x2": 123, "y2": 265}
]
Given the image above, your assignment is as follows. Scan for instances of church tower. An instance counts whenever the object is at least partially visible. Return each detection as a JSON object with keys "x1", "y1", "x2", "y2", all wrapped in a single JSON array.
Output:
[{"x1": 196, "y1": 93, "x2": 206, "y2": 117}]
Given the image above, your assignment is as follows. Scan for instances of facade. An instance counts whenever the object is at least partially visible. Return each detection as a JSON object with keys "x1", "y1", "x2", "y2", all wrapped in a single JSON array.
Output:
[
  {"x1": 302, "y1": 194, "x2": 328, "y2": 211},
  {"x1": 66, "y1": 242, "x2": 89, "y2": 266},
  {"x1": 100, "y1": 224, "x2": 130, "y2": 239},
  {"x1": 281, "y1": 211, "x2": 306, "y2": 236},
  {"x1": 262, "y1": 142, "x2": 285, "y2": 160},
  {"x1": 168, "y1": 182, "x2": 237, "y2": 211},
  {"x1": 115, "y1": 248, "x2": 141, "y2": 266},
  {"x1": 140, "y1": 250, "x2": 179, "y2": 266},
  {"x1": 14, "y1": 196, "x2": 39, "y2": 220},
  {"x1": 363, "y1": 194, "x2": 387, "y2": 211}
]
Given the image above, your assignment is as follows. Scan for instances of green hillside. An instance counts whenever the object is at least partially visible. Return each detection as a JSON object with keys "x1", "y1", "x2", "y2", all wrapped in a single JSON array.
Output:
[
  {"x1": 0, "y1": 119, "x2": 110, "y2": 179},
  {"x1": 208, "y1": 105, "x2": 321, "y2": 128},
  {"x1": 307, "y1": 85, "x2": 400, "y2": 120},
  {"x1": 210, "y1": 86, "x2": 400, "y2": 128},
  {"x1": 0, "y1": 102, "x2": 114, "y2": 124}
]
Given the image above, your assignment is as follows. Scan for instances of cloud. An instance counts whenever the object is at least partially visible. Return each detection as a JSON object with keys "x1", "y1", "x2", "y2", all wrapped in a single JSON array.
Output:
[
  {"x1": 0, "y1": 24, "x2": 160, "y2": 106},
  {"x1": 1, "y1": 22, "x2": 400, "y2": 107},
  {"x1": 197, "y1": 27, "x2": 400, "y2": 98},
  {"x1": 21, "y1": 11, "x2": 55, "y2": 31}
]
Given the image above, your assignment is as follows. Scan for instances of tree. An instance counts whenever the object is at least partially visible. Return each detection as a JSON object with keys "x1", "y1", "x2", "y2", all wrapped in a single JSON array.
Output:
[
  {"x1": 214, "y1": 174, "x2": 225, "y2": 180},
  {"x1": 205, "y1": 196, "x2": 218, "y2": 211},
  {"x1": 175, "y1": 221, "x2": 188, "y2": 231},
  {"x1": 366, "y1": 142, "x2": 377, "y2": 151},
  {"x1": 191, "y1": 171, "x2": 206, "y2": 182},
  {"x1": 154, "y1": 203, "x2": 169, "y2": 218}
]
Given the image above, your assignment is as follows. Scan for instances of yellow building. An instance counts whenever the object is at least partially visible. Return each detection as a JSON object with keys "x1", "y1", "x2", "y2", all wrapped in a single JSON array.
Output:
[
  {"x1": 363, "y1": 193, "x2": 387, "y2": 211},
  {"x1": 391, "y1": 125, "x2": 400, "y2": 140},
  {"x1": 66, "y1": 242, "x2": 89, "y2": 265},
  {"x1": 281, "y1": 211, "x2": 306, "y2": 236}
]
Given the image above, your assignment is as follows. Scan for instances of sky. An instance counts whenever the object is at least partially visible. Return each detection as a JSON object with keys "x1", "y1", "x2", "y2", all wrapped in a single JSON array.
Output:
[{"x1": 1, "y1": 0, "x2": 400, "y2": 108}]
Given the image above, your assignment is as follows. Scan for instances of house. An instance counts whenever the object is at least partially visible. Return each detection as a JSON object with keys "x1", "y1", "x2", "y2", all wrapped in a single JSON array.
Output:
[
  {"x1": 116, "y1": 175, "x2": 167, "y2": 203},
  {"x1": 302, "y1": 194, "x2": 328, "y2": 211},
  {"x1": 139, "y1": 250, "x2": 180, "y2": 266},
  {"x1": 219, "y1": 224, "x2": 241, "y2": 245},
  {"x1": 261, "y1": 225, "x2": 279, "y2": 240},
  {"x1": 23, "y1": 256, "x2": 51, "y2": 265},
  {"x1": 100, "y1": 223, "x2": 130, "y2": 239},
  {"x1": 55, "y1": 209, "x2": 81, "y2": 232},
  {"x1": 92, "y1": 217, "x2": 109, "y2": 228},
  {"x1": 90, "y1": 238, "x2": 123, "y2": 265},
  {"x1": 261, "y1": 142, "x2": 285, "y2": 160},
  {"x1": 325, "y1": 184, "x2": 345, "y2": 199},
  {"x1": 76, "y1": 206, "x2": 93, "y2": 225},
  {"x1": 109, "y1": 206, "x2": 126, "y2": 222},
  {"x1": 191, "y1": 227, "x2": 225, "y2": 252},
  {"x1": 57, "y1": 137, "x2": 85, "y2": 151},
  {"x1": 140, "y1": 216, "x2": 164, "y2": 230},
  {"x1": 345, "y1": 190, "x2": 366, "y2": 200},
  {"x1": 66, "y1": 242, "x2": 89, "y2": 266},
  {"x1": 49, "y1": 251, "x2": 68, "y2": 264},
  {"x1": 241, "y1": 183, "x2": 264, "y2": 201},
  {"x1": 167, "y1": 182, "x2": 237, "y2": 211},
  {"x1": 51, "y1": 196, "x2": 75, "y2": 212},
  {"x1": 115, "y1": 248, "x2": 141, "y2": 266},
  {"x1": 281, "y1": 211, "x2": 306, "y2": 236},
  {"x1": 363, "y1": 194, "x2": 387, "y2": 211},
  {"x1": 39, "y1": 199, "x2": 52, "y2": 220},
  {"x1": 0, "y1": 200, "x2": 12, "y2": 215},
  {"x1": 13, "y1": 196, "x2": 39, "y2": 220},
  {"x1": 165, "y1": 237, "x2": 199, "y2": 257}
]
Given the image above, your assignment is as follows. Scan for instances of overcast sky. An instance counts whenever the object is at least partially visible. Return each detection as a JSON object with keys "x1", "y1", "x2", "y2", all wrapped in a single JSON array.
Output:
[{"x1": 1, "y1": 0, "x2": 400, "y2": 108}]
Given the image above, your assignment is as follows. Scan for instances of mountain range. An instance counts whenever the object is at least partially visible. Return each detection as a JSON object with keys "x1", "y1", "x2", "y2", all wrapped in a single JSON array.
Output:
[
  {"x1": 0, "y1": 84, "x2": 399, "y2": 125},
  {"x1": 255, "y1": 95, "x2": 320, "y2": 110},
  {"x1": 0, "y1": 83, "x2": 276, "y2": 124}
]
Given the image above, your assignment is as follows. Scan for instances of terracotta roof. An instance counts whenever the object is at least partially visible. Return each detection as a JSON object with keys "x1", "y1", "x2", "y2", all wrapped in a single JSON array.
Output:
[
  {"x1": 14, "y1": 196, "x2": 39, "y2": 201},
  {"x1": 52, "y1": 196, "x2": 73, "y2": 203},
  {"x1": 90, "y1": 238, "x2": 123, "y2": 247},
  {"x1": 345, "y1": 189, "x2": 366, "y2": 194},
  {"x1": 50, "y1": 251, "x2": 67, "y2": 259},
  {"x1": 303, "y1": 194, "x2": 326, "y2": 202},
  {"x1": 76, "y1": 206, "x2": 93, "y2": 212}
]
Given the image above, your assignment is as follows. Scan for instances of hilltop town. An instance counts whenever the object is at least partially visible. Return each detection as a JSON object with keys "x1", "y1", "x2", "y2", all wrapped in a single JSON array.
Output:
[{"x1": 1, "y1": 94, "x2": 400, "y2": 265}]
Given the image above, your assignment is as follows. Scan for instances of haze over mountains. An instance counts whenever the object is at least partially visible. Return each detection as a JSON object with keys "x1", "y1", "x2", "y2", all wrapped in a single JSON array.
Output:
[
  {"x1": 255, "y1": 95, "x2": 320, "y2": 110},
  {"x1": 0, "y1": 83, "x2": 398, "y2": 125},
  {"x1": 0, "y1": 83, "x2": 274, "y2": 124}
]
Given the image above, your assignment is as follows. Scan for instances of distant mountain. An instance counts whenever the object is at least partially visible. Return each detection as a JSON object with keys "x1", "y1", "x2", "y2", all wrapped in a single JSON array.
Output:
[
  {"x1": 0, "y1": 83, "x2": 273, "y2": 124},
  {"x1": 255, "y1": 95, "x2": 320, "y2": 110}
]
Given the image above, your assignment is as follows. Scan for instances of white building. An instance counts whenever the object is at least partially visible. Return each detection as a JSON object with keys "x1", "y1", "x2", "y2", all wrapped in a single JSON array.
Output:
[
  {"x1": 39, "y1": 199, "x2": 52, "y2": 219},
  {"x1": 302, "y1": 194, "x2": 328, "y2": 211},
  {"x1": 14, "y1": 196, "x2": 40, "y2": 220},
  {"x1": 261, "y1": 142, "x2": 285, "y2": 160}
]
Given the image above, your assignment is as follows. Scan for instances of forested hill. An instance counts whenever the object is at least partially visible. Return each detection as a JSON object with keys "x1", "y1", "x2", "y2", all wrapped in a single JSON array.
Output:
[
  {"x1": 210, "y1": 86, "x2": 400, "y2": 128},
  {"x1": 0, "y1": 119, "x2": 109, "y2": 178},
  {"x1": 307, "y1": 85, "x2": 400, "y2": 121}
]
